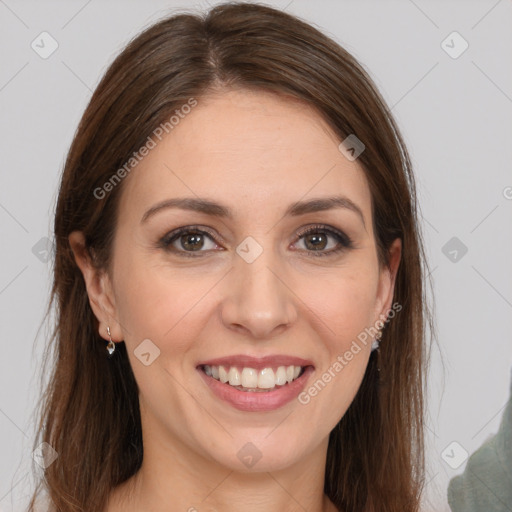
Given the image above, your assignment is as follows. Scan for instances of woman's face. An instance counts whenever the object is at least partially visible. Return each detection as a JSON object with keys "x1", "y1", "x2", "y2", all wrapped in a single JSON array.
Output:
[{"x1": 77, "y1": 88, "x2": 400, "y2": 474}]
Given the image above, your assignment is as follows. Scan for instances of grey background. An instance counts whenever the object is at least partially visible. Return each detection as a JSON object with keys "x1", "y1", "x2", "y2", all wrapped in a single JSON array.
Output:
[{"x1": 1, "y1": 0, "x2": 511, "y2": 510}]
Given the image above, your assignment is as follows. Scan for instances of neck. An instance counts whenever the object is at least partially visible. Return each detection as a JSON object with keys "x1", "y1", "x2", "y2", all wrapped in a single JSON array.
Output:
[{"x1": 107, "y1": 415, "x2": 339, "y2": 512}]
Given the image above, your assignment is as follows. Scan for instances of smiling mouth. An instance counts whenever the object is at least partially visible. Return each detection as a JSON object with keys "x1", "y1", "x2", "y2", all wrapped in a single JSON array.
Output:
[{"x1": 198, "y1": 364, "x2": 309, "y2": 392}]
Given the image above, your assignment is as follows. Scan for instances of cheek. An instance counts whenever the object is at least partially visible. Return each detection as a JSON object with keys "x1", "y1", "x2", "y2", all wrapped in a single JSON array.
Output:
[
  {"x1": 296, "y1": 265, "x2": 379, "y2": 341},
  {"x1": 112, "y1": 253, "x2": 220, "y2": 355},
  {"x1": 295, "y1": 272, "x2": 378, "y2": 423}
]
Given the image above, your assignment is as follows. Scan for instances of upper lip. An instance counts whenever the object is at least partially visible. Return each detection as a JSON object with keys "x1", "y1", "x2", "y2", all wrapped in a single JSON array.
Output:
[{"x1": 196, "y1": 354, "x2": 314, "y2": 371}]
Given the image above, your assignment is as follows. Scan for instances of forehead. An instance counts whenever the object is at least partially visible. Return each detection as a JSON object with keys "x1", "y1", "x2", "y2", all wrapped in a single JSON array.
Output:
[{"x1": 119, "y1": 88, "x2": 372, "y2": 224}]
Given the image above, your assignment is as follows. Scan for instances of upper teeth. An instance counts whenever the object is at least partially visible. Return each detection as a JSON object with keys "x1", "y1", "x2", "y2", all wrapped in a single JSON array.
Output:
[{"x1": 203, "y1": 365, "x2": 303, "y2": 389}]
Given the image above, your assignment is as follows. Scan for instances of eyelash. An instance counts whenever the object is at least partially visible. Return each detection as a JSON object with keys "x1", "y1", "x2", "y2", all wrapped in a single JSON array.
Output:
[{"x1": 159, "y1": 224, "x2": 353, "y2": 258}]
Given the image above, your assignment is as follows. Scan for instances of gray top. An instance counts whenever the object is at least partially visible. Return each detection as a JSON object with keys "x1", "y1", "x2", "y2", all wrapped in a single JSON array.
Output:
[{"x1": 448, "y1": 369, "x2": 512, "y2": 511}]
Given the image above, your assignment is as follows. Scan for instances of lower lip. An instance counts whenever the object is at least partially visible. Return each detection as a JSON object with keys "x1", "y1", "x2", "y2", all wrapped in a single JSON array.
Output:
[{"x1": 197, "y1": 366, "x2": 315, "y2": 412}]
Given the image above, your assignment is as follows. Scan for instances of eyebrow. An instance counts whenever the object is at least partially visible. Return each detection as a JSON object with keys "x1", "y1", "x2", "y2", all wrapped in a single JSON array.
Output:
[{"x1": 141, "y1": 195, "x2": 366, "y2": 227}]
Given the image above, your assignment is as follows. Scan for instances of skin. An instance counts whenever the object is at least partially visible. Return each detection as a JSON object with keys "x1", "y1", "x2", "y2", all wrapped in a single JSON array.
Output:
[{"x1": 69, "y1": 88, "x2": 401, "y2": 512}]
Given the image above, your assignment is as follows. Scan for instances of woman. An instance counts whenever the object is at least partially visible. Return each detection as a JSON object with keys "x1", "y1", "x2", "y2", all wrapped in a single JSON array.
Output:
[{"x1": 28, "y1": 2, "x2": 432, "y2": 511}]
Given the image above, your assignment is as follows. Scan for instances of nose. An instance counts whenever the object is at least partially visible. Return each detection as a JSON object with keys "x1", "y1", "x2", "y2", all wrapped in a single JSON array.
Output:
[{"x1": 220, "y1": 248, "x2": 298, "y2": 340}]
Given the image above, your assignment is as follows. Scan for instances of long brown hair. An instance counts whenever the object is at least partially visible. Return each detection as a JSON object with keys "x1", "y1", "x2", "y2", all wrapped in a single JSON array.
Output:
[{"x1": 28, "y1": 3, "x2": 433, "y2": 511}]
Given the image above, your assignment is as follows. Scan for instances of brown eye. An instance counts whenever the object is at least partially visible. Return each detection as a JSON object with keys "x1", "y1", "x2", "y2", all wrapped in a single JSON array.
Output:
[
  {"x1": 178, "y1": 231, "x2": 207, "y2": 251},
  {"x1": 303, "y1": 232, "x2": 329, "y2": 251},
  {"x1": 294, "y1": 225, "x2": 353, "y2": 257},
  {"x1": 160, "y1": 226, "x2": 220, "y2": 257}
]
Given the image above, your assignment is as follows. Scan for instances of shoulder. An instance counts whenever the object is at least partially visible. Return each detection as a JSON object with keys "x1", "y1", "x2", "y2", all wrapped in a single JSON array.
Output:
[{"x1": 447, "y1": 374, "x2": 512, "y2": 511}]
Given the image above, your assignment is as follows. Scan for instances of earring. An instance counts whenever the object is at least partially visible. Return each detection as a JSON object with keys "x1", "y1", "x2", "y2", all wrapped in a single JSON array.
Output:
[
  {"x1": 106, "y1": 326, "x2": 115, "y2": 356},
  {"x1": 371, "y1": 328, "x2": 383, "y2": 353}
]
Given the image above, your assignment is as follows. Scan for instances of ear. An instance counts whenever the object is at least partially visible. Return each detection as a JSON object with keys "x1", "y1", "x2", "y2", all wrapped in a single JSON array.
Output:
[
  {"x1": 68, "y1": 231, "x2": 123, "y2": 343},
  {"x1": 374, "y1": 238, "x2": 402, "y2": 323}
]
